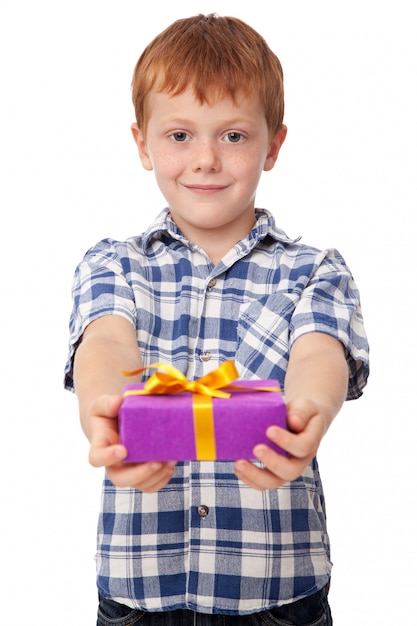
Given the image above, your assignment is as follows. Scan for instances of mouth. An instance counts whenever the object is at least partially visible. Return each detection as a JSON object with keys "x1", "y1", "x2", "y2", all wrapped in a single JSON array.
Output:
[{"x1": 182, "y1": 183, "x2": 229, "y2": 195}]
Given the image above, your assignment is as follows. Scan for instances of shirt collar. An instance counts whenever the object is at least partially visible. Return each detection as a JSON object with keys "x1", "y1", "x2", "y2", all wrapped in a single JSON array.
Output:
[{"x1": 142, "y1": 207, "x2": 300, "y2": 251}]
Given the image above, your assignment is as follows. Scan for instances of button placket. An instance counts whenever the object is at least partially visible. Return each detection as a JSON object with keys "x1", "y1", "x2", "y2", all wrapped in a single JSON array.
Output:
[{"x1": 198, "y1": 276, "x2": 219, "y2": 365}]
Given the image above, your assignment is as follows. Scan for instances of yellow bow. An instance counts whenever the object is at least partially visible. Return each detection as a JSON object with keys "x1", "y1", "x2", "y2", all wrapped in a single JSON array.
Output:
[{"x1": 122, "y1": 360, "x2": 238, "y2": 398}]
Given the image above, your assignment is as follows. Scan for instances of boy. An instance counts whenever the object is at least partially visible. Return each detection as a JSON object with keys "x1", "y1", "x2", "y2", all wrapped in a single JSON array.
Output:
[{"x1": 65, "y1": 13, "x2": 369, "y2": 625}]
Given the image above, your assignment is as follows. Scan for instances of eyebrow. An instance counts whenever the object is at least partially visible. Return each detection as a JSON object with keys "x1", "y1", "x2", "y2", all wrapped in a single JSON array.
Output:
[{"x1": 159, "y1": 116, "x2": 258, "y2": 128}]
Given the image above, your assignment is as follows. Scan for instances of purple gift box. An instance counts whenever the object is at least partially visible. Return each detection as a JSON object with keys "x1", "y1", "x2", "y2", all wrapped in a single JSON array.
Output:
[{"x1": 119, "y1": 379, "x2": 287, "y2": 462}]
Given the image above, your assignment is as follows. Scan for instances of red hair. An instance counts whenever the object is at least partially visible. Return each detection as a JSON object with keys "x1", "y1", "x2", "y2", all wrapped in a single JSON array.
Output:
[{"x1": 132, "y1": 14, "x2": 284, "y2": 138}]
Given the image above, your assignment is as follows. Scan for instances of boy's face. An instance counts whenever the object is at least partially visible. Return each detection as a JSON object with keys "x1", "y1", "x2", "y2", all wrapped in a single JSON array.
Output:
[{"x1": 132, "y1": 88, "x2": 286, "y2": 253}]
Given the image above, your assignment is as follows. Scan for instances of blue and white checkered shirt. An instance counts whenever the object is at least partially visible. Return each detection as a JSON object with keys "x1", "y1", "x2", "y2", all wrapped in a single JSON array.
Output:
[{"x1": 65, "y1": 208, "x2": 369, "y2": 614}]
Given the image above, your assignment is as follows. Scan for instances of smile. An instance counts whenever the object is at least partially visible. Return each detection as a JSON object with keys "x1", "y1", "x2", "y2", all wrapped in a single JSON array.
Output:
[{"x1": 182, "y1": 184, "x2": 229, "y2": 195}]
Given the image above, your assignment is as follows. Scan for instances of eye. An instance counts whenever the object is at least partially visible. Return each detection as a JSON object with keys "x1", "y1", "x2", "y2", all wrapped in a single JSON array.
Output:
[
  {"x1": 223, "y1": 132, "x2": 245, "y2": 143},
  {"x1": 169, "y1": 131, "x2": 190, "y2": 142}
]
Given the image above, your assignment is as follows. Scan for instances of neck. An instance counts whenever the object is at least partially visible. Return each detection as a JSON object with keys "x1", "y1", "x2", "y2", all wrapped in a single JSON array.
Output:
[{"x1": 172, "y1": 214, "x2": 256, "y2": 266}]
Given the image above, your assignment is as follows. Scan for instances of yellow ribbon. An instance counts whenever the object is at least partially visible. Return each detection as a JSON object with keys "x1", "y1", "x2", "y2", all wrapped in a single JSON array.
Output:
[{"x1": 122, "y1": 361, "x2": 280, "y2": 460}]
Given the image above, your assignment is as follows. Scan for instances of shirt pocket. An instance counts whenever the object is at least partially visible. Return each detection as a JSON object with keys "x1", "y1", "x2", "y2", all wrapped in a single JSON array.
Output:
[{"x1": 235, "y1": 292, "x2": 299, "y2": 384}]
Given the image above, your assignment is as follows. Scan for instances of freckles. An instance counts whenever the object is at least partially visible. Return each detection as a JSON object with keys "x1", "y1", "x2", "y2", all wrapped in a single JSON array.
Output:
[
  {"x1": 154, "y1": 150, "x2": 181, "y2": 171},
  {"x1": 229, "y1": 153, "x2": 252, "y2": 169},
  {"x1": 232, "y1": 154, "x2": 264, "y2": 179}
]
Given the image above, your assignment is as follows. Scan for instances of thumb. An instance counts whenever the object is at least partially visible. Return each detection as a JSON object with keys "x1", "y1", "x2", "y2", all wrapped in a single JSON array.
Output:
[{"x1": 285, "y1": 398, "x2": 319, "y2": 433}]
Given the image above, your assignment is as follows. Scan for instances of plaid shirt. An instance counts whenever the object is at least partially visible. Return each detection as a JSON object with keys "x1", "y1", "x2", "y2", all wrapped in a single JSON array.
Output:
[{"x1": 65, "y1": 208, "x2": 369, "y2": 614}]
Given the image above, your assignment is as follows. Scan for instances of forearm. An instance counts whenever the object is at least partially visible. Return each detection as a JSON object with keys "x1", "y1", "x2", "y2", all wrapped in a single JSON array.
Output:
[
  {"x1": 73, "y1": 318, "x2": 143, "y2": 439},
  {"x1": 71, "y1": 316, "x2": 177, "y2": 492},
  {"x1": 284, "y1": 333, "x2": 349, "y2": 433},
  {"x1": 234, "y1": 333, "x2": 349, "y2": 490}
]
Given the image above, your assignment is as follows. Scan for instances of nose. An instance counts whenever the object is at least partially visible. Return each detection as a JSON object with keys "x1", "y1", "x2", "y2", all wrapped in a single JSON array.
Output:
[{"x1": 192, "y1": 140, "x2": 221, "y2": 173}]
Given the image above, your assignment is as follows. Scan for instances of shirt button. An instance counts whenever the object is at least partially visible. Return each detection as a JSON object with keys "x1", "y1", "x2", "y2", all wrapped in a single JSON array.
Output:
[
  {"x1": 207, "y1": 278, "x2": 217, "y2": 289},
  {"x1": 200, "y1": 351, "x2": 212, "y2": 362},
  {"x1": 197, "y1": 505, "x2": 209, "y2": 518}
]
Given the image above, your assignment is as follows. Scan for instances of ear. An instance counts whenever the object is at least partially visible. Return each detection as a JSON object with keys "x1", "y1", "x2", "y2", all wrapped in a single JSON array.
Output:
[
  {"x1": 263, "y1": 125, "x2": 287, "y2": 172},
  {"x1": 131, "y1": 123, "x2": 153, "y2": 171}
]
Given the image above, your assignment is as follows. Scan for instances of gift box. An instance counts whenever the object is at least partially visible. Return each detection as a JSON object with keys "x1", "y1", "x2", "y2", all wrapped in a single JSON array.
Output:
[{"x1": 118, "y1": 362, "x2": 287, "y2": 462}]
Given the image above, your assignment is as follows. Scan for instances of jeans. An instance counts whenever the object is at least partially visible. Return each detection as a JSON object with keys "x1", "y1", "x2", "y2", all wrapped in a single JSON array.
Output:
[{"x1": 97, "y1": 584, "x2": 332, "y2": 626}]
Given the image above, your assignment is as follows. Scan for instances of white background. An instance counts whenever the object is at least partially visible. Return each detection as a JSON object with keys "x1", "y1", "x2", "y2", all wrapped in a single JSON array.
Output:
[{"x1": 1, "y1": 1, "x2": 416, "y2": 623}]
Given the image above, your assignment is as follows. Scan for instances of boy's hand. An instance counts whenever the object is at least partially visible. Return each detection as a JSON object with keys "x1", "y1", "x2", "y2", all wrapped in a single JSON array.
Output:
[
  {"x1": 87, "y1": 394, "x2": 176, "y2": 493},
  {"x1": 234, "y1": 398, "x2": 326, "y2": 490}
]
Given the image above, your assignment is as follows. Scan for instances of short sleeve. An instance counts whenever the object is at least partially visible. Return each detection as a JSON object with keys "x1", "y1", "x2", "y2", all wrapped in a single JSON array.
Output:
[
  {"x1": 63, "y1": 239, "x2": 137, "y2": 391},
  {"x1": 290, "y1": 248, "x2": 369, "y2": 399}
]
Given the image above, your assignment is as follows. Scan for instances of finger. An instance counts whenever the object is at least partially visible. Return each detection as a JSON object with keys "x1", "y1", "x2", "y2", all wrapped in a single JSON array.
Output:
[
  {"x1": 129, "y1": 462, "x2": 176, "y2": 492},
  {"x1": 234, "y1": 460, "x2": 286, "y2": 490},
  {"x1": 89, "y1": 394, "x2": 124, "y2": 419},
  {"x1": 89, "y1": 443, "x2": 127, "y2": 468},
  {"x1": 132, "y1": 469, "x2": 175, "y2": 493},
  {"x1": 285, "y1": 398, "x2": 320, "y2": 433},
  {"x1": 286, "y1": 411, "x2": 306, "y2": 433},
  {"x1": 108, "y1": 461, "x2": 176, "y2": 492},
  {"x1": 253, "y1": 444, "x2": 307, "y2": 484},
  {"x1": 265, "y1": 418, "x2": 322, "y2": 460}
]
